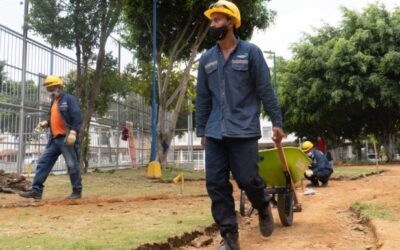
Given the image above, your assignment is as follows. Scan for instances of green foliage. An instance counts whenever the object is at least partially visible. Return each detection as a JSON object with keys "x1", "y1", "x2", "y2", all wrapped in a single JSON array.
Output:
[
  {"x1": 63, "y1": 53, "x2": 132, "y2": 117},
  {"x1": 28, "y1": 0, "x2": 125, "y2": 171},
  {"x1": 126, "y1": 58, "x2": 195, "y2": 108},
  {"x1": 127, "y1": 58, "x2": 195, "y2": 135},
  {"x1": 123, "y1": 0, "x2": 276, "y2": 164},
  {"x1": 28, "y1": 0, "x2": 106, "y2": 50},
  {"x1": 123, "y1": 0, "x2": 275, "y2": 62},
  {"x1": 0, "y1": 64, "x2": 27, "y2": 102},
  {"x1": 28, "y1": 0, "x2": 125, "y2": 101},
  {"x1": 279, "y1": 4, "x2": 400, "y2": 151},
  {"x1": 92, "y1": 53, "x2": 131, "y2": 116}
]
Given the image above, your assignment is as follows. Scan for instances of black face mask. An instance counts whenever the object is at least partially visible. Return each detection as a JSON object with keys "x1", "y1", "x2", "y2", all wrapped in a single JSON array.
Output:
[{"x1": 209, "y1": 25, "x2": 229, "y2": 41}]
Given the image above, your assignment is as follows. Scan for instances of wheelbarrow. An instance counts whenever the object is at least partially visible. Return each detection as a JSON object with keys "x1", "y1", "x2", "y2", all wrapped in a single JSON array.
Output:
[{"x1": 239, "y1": 145, "x2": 311, "y2": 226}]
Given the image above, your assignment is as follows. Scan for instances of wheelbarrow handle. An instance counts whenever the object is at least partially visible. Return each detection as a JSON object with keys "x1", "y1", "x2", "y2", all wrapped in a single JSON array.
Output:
[{"x1": 275, "y1": 141, "x2": 302, "y2": 212}]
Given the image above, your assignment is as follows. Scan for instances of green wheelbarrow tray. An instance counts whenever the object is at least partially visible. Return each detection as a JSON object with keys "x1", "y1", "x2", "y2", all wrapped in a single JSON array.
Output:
[{"x1": 258, "y1": 147, "x2": 312, "y2": 187}]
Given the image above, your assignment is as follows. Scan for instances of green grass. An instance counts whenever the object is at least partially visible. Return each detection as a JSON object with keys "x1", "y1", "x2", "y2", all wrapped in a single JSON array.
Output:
[
  {"x1": 0, "y1": 167, "x2": 212, "y2": 250},
  {"x1": 40, "y1": 167, "x2": 206, "y2": 200},
  {"x1": 0, "y1": 199, "x2": 213, "y2": 250},
  {"x1": 351, "y1": 201, "x2": 395, "y2": 221},
  {"x1": 157, "y1": 167, "x2": 205, "y2": 181},
  {"x1": 331, "y1": 166, "x2": 385, "y2": 180}
]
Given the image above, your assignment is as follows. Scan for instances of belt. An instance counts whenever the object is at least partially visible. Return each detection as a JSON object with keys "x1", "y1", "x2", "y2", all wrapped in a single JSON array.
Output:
[{"x1": 52, "y1": 134, "x2": 66, "y2": 139}]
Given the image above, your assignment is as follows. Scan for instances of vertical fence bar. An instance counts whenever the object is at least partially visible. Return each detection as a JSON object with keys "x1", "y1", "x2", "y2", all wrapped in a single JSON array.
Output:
[
  {"x1": 187, "y1": 99, "x2": 193, "y2": 167},
  {"x1": 16, "y1": 0, "x2": 29, "y2": 174},
  {"x1": 116, "y1": 40, "x2": 121, "y2": 168},
  {"x1": 1, "y1": 23, "x2": 161, "y2": 172}
]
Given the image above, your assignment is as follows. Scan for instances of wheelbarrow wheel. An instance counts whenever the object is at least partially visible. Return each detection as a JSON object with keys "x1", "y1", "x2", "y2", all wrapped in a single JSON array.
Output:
[
  {"x1": 240, "y1": 190, "x2": 246, "y2": 216},
  {"x1": 277, "y1": 191, "x2": 294, "y2": 226}
]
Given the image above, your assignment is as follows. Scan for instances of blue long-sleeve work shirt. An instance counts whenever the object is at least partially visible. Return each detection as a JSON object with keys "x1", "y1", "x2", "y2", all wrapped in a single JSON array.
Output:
[
  {"x1": 48, "y1": 93, "x2": 82, "y2": 145},
  {"x1": 195, "y1": 39, "x2": 283, "y2": 139},
  {"x1": 310, "y1": 149, "x2": 332, "y2": 174}
]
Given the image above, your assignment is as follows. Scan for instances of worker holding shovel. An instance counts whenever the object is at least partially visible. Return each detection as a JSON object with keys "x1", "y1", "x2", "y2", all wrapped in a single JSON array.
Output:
[{"x1": 196, "y1": 1, "x2": 285, "y2": 249}]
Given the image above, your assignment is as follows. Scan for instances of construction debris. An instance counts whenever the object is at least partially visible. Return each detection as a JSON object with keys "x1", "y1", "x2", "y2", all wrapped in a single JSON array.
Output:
[{"x1": 0, "y1": 170, "x2": 31, "y2": 194}]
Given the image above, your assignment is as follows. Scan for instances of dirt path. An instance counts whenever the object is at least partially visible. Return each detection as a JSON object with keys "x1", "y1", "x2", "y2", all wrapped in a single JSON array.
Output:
[
  {"x1": 1, "y1": 166, "x2": 398, "y2": 249},
  {"x1": 183, "y1": 166, "x2": 400, "y2": 250}
]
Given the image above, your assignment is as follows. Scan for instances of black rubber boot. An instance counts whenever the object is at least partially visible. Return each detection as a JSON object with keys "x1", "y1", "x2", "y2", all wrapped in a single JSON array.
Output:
[
  {"x1": 321, "y1": 181, "x2": 329, "y2": 187},
  {"x1": 306, "y1": 181, "x2": 319, "y2": 187},
  {"x1": 65, "y1": 189, "x2": 82, "y2": 199},
  {"x1": 258, "y1": 203, "x2": 274, "y2": 237},
  {"x1": 218, "y1": 232, "x2": 240, "y2": 250},
  {"x1": 19, "y1": 189, "x2": 42, "y2": 200},
  {"x1": 306, "y1": 175, "x2": 320, "y2": 187}
]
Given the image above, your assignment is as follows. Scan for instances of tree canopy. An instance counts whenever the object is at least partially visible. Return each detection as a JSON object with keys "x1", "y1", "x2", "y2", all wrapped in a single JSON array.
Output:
[
  {"x1": 279, "y1": 4, "x2": 400, "y2": 160},
  {"x1": 123, "y1": 0, "x2": 276, "y2": 165},
  {"x1": 28, "y1": 0, "x2": 125, "y2": 171}
]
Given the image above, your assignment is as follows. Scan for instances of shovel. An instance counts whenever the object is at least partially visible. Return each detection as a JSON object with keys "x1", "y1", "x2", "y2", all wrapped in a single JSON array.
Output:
[{"x1": 275, "y1": 140, "x2": 302, "y2": 212}]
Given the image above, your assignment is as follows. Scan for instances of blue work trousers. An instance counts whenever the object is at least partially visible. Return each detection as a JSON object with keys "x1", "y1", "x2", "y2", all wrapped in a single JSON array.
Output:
[
  {"x1": 32, "y1": 136, "x2": 82, "y2": 193},
  {"x1": 205, "y1": 137, "x2": 269, "y2": 236}
]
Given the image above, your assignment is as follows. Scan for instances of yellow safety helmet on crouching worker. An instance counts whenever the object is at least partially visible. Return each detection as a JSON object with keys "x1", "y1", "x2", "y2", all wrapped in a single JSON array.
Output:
[
  {"x1": 44, "y1": 75, "x2": 63, "y2": 88},
  {"x1": 204, "y1": 1, "x2": 241, "y2": 28},
  {"x1": 302, "y1": 141, "x2": 314, "y2": 153}
]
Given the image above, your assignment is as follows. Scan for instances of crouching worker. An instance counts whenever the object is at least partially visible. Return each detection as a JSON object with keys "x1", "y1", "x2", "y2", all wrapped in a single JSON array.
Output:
[
  {"x1": 302, "y1": 141, "x2": 333, "y2": 187},
  {"x1": 20, "y1": 75, "x2": 83, "y2": 200}
]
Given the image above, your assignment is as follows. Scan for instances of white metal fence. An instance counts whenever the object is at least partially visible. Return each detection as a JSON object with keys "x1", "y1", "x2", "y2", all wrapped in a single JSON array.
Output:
[{"x1": 0, "y1": 24, "x2": 155, "y2": 174}]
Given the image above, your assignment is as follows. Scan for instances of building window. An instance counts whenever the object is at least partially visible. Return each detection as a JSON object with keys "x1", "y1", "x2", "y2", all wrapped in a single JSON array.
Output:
[
  {"x1": 174, "y1": 151, "x2": 180, "y2": 161},
  {"x1": 182, "y1": 151, "x2": 189, "y2": 161}
]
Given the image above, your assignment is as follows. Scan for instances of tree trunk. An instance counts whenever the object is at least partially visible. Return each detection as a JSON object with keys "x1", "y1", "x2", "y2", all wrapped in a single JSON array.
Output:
[
  {"x1": 78, "y1": 2, "x2": 122, "y2": 172},
  {"x1": 138, "y1": 15, "x2": 207, "y2": 168},
  {"x1": 156, "y1": 129, "x2": 174, "y2": 167},
  {"x1": 80, "y1": 116, "x2": 91, "y2": 172},
  {"x1": 351, "y1": 139, "x2": 362, "y2": 162},
  {"x1": 74, "y1": 39, "x2": 83, "y2": 98},
  {"x1": 383, "y1": 131, "x2": 396, "y2": 162}
]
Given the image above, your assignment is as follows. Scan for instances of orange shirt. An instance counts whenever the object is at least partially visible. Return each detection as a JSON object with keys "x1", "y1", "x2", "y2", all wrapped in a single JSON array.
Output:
[{"x1": 50, "y1": 98, "x2": 66, "y2": 138}]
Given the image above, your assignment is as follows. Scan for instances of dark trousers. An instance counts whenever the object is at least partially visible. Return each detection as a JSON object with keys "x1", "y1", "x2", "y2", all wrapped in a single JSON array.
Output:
[
  {"x1": 205, "y1": 137, "x2": 269, "y2": 236},
  {"x1": 32, "y1": 137, "x2": 82, "y2": 193},
  {"x1": 305, "y1": 168, "x2": 333, "y2": 185}
]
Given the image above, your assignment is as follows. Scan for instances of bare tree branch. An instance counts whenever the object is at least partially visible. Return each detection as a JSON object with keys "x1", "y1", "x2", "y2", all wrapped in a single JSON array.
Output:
[
  {"x1": 169, "y1": 21, "x2": 209, "y2": 128},
  {"x1": 160, "y1": 12, "x2": 194, "y2": 94}
]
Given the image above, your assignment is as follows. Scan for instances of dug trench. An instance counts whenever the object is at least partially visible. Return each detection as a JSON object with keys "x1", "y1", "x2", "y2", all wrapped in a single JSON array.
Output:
[
  {"x1": 1, "y1": 167, "x2": 398, "y2": 249},
  {"x1": 179, "y1": 166, "x2": 399, "y2": 250}
]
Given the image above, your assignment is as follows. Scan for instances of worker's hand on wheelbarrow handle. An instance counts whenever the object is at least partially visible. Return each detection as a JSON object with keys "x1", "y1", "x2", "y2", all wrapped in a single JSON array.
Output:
[{"x1": 272, "y1": 127, "x2": 286, "y2": 143}]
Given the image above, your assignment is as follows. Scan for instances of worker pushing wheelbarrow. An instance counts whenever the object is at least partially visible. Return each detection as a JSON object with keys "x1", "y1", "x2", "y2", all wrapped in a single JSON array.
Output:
[{"x1": 240, "y1": 142, "x2": 312, "y2": 226}]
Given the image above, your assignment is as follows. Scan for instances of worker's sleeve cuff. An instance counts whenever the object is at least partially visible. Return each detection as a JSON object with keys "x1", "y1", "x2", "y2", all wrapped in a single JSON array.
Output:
[
  {"x1": 196, "y1": 128, "x2": 205, "y2": 137},
  {"x1": 272, "y1": 121, "x2": 283, "y2": 129}
]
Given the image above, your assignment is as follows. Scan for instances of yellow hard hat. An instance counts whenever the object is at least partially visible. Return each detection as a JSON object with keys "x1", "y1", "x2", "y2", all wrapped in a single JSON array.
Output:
[
  {"x1": 302, "y1": 141, "x2": 314, "y2": 153},
  {"x1": 204, "y1": 1, "x2": 241, "y2": 28},
  {"x1": 44, "y1": 75, "x2": 63, "y2": 88}
]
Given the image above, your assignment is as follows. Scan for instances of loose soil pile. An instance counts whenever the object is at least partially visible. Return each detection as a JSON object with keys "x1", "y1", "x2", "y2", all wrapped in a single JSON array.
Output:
[{"x1": 0, "y1": 170, "x2": 31, "y2": 194}]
